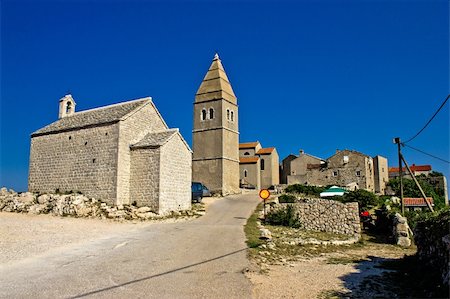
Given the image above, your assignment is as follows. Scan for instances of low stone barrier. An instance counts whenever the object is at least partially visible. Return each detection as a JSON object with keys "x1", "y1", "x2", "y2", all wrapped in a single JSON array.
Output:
[
  {"x1": 268, "y1": 198, "x2": 361, "y2": 236},
  {"x1": 0, "y1": 187, "x2": 200, "y2": 221},
  {"x1": 392, "y1": 213, "x2": 411, "y2": 247},
  {"x1": 414, "y1": 209, "x2": 450, "y2": 288}
]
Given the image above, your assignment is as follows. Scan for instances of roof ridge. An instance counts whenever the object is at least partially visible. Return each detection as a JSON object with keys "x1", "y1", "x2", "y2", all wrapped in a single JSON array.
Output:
[{"x1": 74, "y1": 97, "x2": 150, "y2": 116}]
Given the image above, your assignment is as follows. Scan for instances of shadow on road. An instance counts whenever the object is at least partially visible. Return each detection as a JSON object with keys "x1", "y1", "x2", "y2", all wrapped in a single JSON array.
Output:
[
  {"x1": 327, "y1": 255, "x2": 448, "y2": 298},
  {"x1": 69, "y1": 247, "x2": 248, "y2": 298}
]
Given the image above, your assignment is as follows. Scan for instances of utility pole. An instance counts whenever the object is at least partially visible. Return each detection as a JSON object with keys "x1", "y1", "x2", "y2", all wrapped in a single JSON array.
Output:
[
  {"x1": 394, "y1": 137, "x2": 404, "y2": 214},
  {"x1": 401, "y1": 154, "x2": 434, "y2": 212}
]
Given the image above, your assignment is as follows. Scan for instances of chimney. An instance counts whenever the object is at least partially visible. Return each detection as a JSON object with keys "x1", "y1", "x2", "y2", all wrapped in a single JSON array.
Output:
[{"x1": 299, "y1": 149, "x2": 304, "y2": 156}]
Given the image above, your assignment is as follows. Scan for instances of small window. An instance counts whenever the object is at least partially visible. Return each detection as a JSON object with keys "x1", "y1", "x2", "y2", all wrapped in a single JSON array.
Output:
[
  {"x1": 332, "y1": 170, "x2": 338, "y2": 177},
  {"x1": 227, "y1": 109, "x2": 230, "y2": 120},
  {"x1": 66, "y1": 102, "x2": 72, "y2": 114},
  {"x1": 201, "y1": 109, "x2": 207, "y2": 121},
  {"x1": 209, "y1": 108, "x2": 214, "y2": 119},
  {"x1": 105, "y1": 132, "x2": 108, "y2": 136},
  {"x1": 92, "y1": 159, "x2": 96, "y2": 163},
  {"x1": 261, "y1": 159, "x2": 265, "y2": 171},
  {"x1": 343, "y1": 155, "x2": 349, "y2": 164},
  {"x1": 230, "y1": 111, "x2": 234, "y2": 121},
  {"x1": 382, "y1": 167, "x2": 384, "y2": 172},
  {"x1": 356, "y1": 170, "x2": 361, "y2": 177},
  {"x1": 244, "y1": 169, "x2": 248, "y2": 178},
  {"x1": 244, "y1": 152, "x2": 250, "y2": 156},
  {"x1": 68, "y1": 136, "x2": 72, "y2": 140},
  {"x1": 85, "y1": 142, "x2": 88, "y2": 146}
]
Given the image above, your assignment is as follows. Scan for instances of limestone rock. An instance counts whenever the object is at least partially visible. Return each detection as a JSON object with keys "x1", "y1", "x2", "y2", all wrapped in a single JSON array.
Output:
[
  {"x1": 136, "y1": 207, "x2": 151, "y2": 213},
  {"x1": 259, "y1": 228, "x2": 272, "y2": 241}
]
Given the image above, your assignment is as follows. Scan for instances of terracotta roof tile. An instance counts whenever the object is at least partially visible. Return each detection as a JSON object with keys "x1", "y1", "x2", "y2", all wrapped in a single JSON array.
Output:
[
  {"x1": 240, "y1": 157, "x2": 259, "y2": 164},
  {"x1": 257, "y1": 147, "x2": 275, "y2": 155},
  {"x1": 239, "y1": 142, "x2": 260, "y2": 149},
  {"x1": 403, "y1": 197, "x2": 434, "y2": 206},
  {"x1": 389, "y1": 164, "x2": 432, "y2": 173}
]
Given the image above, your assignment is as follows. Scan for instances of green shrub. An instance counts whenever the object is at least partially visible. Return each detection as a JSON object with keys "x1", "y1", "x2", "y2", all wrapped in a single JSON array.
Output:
[
  {"x1": 278, "y1": 194, "x2": 296, "y2": 203},
  {"x1": 266, "y1": 204, "x2": 301, "y2": 228},
  {"x1": 387, "y1": 177, "x2": 446, "y2": 210}
]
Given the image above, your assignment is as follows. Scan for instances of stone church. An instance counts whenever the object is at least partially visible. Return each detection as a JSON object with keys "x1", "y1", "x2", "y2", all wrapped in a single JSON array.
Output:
[
  {"x1": 192, "y1": 54, "x2": 240, "y2": 195},
  {"x1": 28, "y1": 95, "x2": 192, "y2": 214}
]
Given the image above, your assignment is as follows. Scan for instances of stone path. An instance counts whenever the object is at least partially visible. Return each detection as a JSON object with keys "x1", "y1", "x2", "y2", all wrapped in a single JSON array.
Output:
[{"x1": 0, "y1": 193, "x2": 259, "y2": 299}]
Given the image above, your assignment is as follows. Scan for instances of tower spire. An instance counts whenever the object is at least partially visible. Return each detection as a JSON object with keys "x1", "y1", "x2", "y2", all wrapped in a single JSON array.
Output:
[{"x1": 195, "y1": 53, "x2": 236, "y2": 104}]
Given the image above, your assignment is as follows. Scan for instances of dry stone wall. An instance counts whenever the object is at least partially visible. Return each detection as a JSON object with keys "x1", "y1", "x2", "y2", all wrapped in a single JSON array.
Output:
[{"x1": 269, "y1": 198, "x2": 361, "y2": 236}]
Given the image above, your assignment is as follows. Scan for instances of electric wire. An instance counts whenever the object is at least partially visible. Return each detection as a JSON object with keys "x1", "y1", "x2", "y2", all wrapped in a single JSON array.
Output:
[
  {"x1": 403, "y1": 94, "x2": 450, "y2": 143},
  {"x1": 402, "y1": 143, "x2": 450, "y2": 164}
]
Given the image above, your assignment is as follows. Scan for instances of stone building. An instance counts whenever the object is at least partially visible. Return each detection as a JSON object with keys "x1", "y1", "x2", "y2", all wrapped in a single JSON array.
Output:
[
  {"x1": 373, "y1": 155, "x2": 388, "y2": 194},
  {"x1": 29, "y1": 95, "x2": 192, "y2": 214},
  {"x1": 283, "y1": 149, "x2": 388, "y2": 194},
  {"x1": 192, "y1": 54, "x2": 240, "y2": 195},
  {"x1": 239, "y1": 141, "x2": 280, "y2": 189}
]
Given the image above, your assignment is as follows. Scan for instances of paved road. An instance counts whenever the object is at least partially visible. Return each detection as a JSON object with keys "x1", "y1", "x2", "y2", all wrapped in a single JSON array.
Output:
[{"x1": 0, "y1": 193, "x2": 259, "y2": 299}]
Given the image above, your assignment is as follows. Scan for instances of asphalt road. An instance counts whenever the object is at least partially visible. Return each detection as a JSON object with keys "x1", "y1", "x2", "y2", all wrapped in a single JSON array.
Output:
[{"x1": 0, "y1": 193, "x2": 259, "y2": 299}]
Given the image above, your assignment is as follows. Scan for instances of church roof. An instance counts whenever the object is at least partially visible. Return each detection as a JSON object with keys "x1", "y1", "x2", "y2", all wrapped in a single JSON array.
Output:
[
  {"x1": 195, "y1": 53, "x2": 237, "y2": 104},
  {"x1": 240, "y1": 157, "x2": 259, "y2": 164},
  {"x1": 239, "y1": 142, "x2": 260, "y2": 149},
  {"x1": 130, "y1": 129, "x2": 179, "y2": 149},
  {"x1": 257, "y1": 147, "x2": 275, "y2": 155},
  {"x1": 32, "y1": 98, "x2": 151, "y2": 136}
]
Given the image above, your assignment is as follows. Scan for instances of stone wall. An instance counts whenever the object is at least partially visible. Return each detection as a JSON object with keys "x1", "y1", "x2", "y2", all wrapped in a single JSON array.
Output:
[
  {"x1": 130, "y1": 147, "x2": 160, "y2": 210},
  {"x1": 28, "y1": 123, "x2": 119, "y2": 205},
  {"x1": 392, "y1": 213, "x2": 411, "y2": 247},
  {"x1": 414, "y1": 209, "x2": 450, "y2": 288},
  {"x1": 117, "y1": 101, "x2": 168, "y2": 205},
  {"x1": 270, "y1": 198, "x2": 360, "y2": 236},
  {"x1": 159, "y1": 134, "x2": 192, "y2": 213},
  {"x1": 240, "y1": 161, "x2": 260, "y2": 190}
]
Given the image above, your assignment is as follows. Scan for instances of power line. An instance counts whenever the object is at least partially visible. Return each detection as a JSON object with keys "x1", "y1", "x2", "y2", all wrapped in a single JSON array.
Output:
[
  {"x1": 403, "y1": 94, "x2": 450, "y2": 143},
  {"x1": 402, "y1": 143, "x2": 450, "y2": 164}
]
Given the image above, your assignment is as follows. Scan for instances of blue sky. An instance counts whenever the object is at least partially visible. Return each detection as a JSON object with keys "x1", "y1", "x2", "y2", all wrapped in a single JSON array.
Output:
[{"x1": 1, "y1": 0, "x2": 449, "y2": 192}]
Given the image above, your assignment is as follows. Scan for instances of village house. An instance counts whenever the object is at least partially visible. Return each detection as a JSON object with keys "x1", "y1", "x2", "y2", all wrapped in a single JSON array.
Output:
[
  {"x1": 28, "y1": 95, "x2": 192, "y2": 214},
  {"x1": 239, "y1": 141, "x2": 280, "y2": 189},
  {"x1": 282, "y1": 149, "x2": 388, "y2": 194}
]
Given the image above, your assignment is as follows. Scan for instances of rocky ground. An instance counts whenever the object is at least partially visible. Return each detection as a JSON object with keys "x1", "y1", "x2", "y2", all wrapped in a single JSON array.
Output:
[
  {"x1": 246, "y1": 225, "x2": 416, "y2": 299},
  {"x1": 0, "y1": 187, "x2": 205, "y2": 221}
]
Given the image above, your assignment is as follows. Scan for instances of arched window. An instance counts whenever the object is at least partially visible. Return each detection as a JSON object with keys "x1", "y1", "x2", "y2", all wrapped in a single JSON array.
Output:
[
  {"x1": 209, "y1": 108, "x2": 214, "y2": 119},
  {"x1": 66, "y1": 102, "x2": 72, "y2": 114},
  {"x1": 227, "y1": 109, "x2": 230, "y2": 120},
  {"x1": 230, "y1": 111, "x2": 234, "y2": 121},
  {"x1": 261, "y1": 159, "x2": 265, "y2": 170},
  {"x1": 201, "y1": 109, "x2": 207, "y2": 121},
  {"x1": 244, "y1": 169, "x2": 248, "y2": 178},
  {"x1": 244, "y1": 152, "x2": 250, "y2": 156}
]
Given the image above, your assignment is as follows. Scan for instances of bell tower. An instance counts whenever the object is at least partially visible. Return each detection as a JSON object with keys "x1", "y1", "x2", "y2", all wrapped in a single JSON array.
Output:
[
  {"x1": 58, "y1": 94, "x2": 76, "y2": 119},
  {"x1": 192, "y1": 54, "x2": 240, "y2": 195}
]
